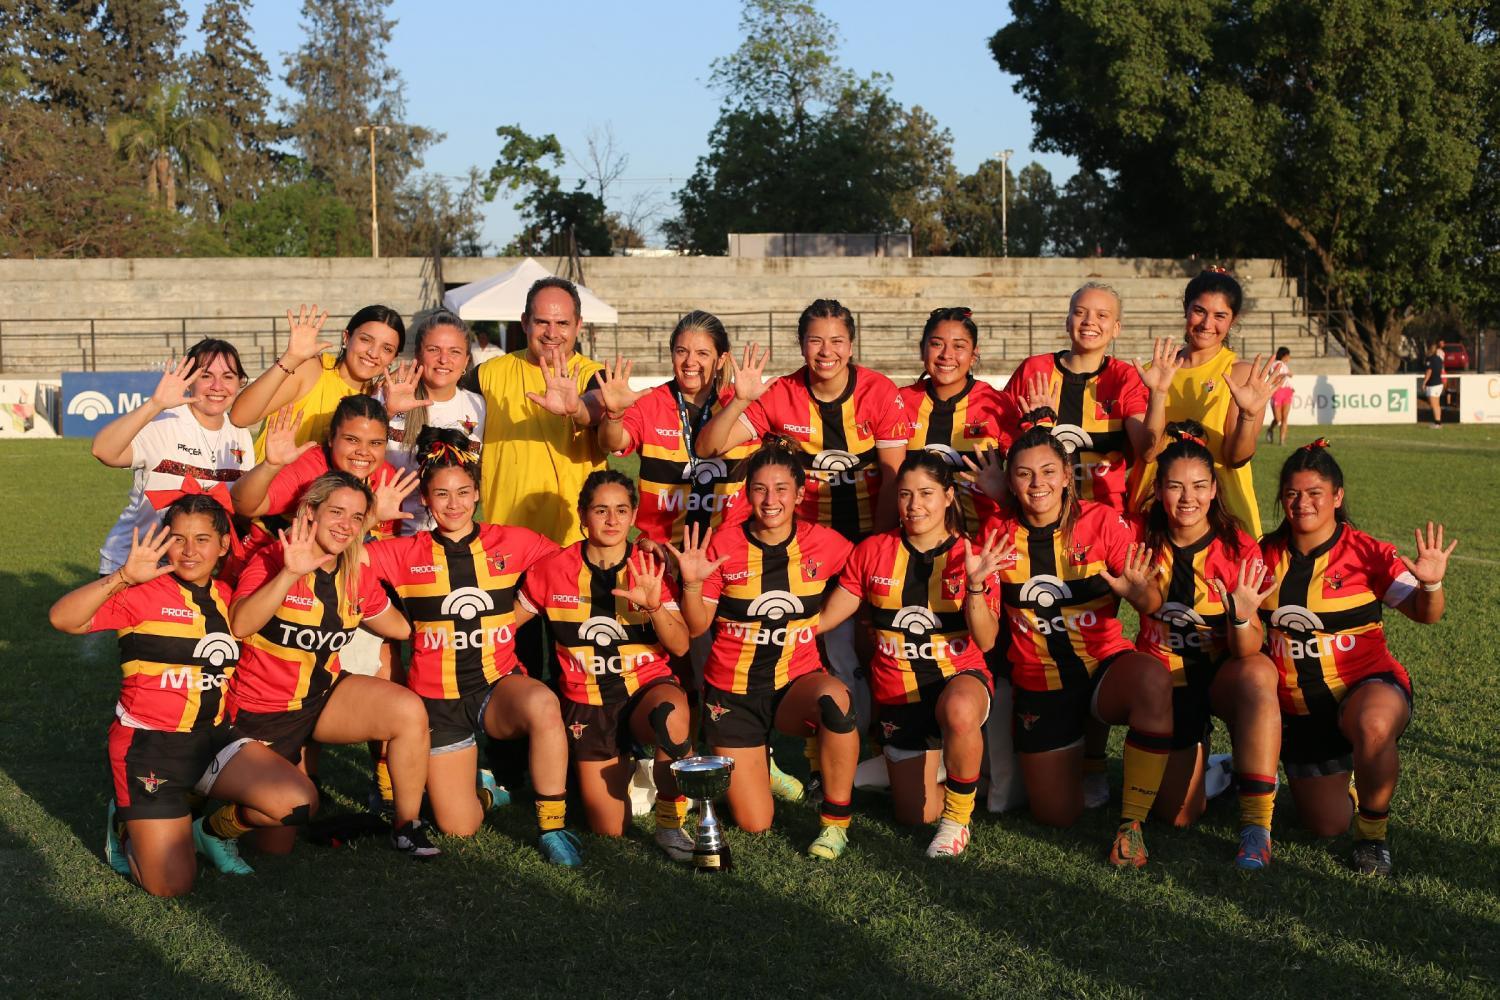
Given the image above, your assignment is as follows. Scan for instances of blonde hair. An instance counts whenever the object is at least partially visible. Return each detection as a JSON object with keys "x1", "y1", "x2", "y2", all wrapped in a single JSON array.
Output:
[
  {"x1": 1068, "y1": 281, "x2": 1123, "y2": 319},
  {"x1": 295, "y1": 471, "x2": 375, "y2": 619}
]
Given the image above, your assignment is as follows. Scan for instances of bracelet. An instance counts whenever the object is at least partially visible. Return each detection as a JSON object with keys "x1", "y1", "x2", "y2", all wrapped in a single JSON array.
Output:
[
  {"x1": 1231, "y1": 617, "x2": 1251, "y2": 629},
  {"x1": 275, "y1": 357, "x2": 297, "y2": 376},
  {"x1": 966, "y1": 585, "x2": 988, "y2": 595},
  {"x1": 1421, "y1": 580, "x2": 1443, "y2": 593},
  {"x1": 641, "y1": 603, "x2": 662, "y2": 614}
]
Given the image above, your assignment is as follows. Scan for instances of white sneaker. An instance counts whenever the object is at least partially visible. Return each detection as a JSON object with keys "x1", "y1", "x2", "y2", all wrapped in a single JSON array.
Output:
[
  {"x1": 925, "y1": 818, "x2": 970, "y2": 859},
  {"x1": 654, "y1": 825, "x2": 696, "y2": 863},
  {"x1": 1082, "y1": 772, "x2": 1110, "y2": 808}
]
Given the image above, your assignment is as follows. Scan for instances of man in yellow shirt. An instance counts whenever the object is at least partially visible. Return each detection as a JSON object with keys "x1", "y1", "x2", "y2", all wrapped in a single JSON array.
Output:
[{"x1": 468, "y1": 276, "x2": 607, "y2": 544}]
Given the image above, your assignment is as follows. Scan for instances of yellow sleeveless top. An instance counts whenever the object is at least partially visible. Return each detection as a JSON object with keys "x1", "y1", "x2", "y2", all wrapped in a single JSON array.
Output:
[
  {"x1": 1128, "y1": 347, "x2": 1262, "y2": 536},
  {"x1": 253, "y1": 353, "x2": 362, "y2": 460}
]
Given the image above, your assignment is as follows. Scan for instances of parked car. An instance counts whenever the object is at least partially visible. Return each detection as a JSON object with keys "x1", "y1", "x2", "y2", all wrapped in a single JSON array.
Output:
[{"x1": 1441, "y1": 341, "x2": 1470, "y2": 372}]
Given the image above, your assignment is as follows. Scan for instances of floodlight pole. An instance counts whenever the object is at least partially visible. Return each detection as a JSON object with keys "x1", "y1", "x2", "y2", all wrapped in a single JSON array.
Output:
[
  {"x1": 998, "y1": 149, "x2": 1014, "y2": 258},
  {"x1": 355, "y1": 124, "x2": 392, "y2": 258}
]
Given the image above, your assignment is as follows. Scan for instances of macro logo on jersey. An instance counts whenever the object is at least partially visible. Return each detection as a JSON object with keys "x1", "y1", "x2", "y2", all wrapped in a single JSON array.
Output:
[
  {"x1": 1270, "y1": 606, "x2": 1324, "y2": 634},
  {"x1": 1052, "y1": 424, "x2": 1093, "y2": 454},
  {"x1": 922, "y1": 443, "x2": 964, "y2": 467},
  {"x1": 682, "y1": 457, "x2": 728, "y2": 486},
  {"x1": 891, "y1": 606, "x2": 941, "y2": 635},
  {"x1": 745, "y1": 590, "x2": 806, "y2": 621},
  {"x1": 578, "y1": 616, "x2": 630, "y2": 647},
  {"x1": 441, "y1": 586, "x2": 495, "y2": 621},
  {"x1": 1156, "y1": 603, "x2": 1207, "y2": 629},
  {"x1": 191, "y1": 632, "x2": 240, "y2": 668},
  {"x1": 810, "y1": 449, "x2": 866, "y2": 485},
  {"x1": 626, "y1": 384, "x2": 751, "y2": 545},
  {"x1": 1018, "y1": 575, "x2": 1072, "y2": 609}
]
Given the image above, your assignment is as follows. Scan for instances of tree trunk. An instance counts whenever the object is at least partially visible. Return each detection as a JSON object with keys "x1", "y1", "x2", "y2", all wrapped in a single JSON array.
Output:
[
  {"x1": 146, "y1": 159, "x2": 158, "y2": 203},
  {"x1": 160, "y1": 154, "x2": 175, "y2": 213}
]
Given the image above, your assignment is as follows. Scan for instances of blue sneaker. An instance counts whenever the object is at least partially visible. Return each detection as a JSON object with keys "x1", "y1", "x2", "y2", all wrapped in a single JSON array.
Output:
[
  {"x1": 1235, "y1": 825, "x2": 1272, "y2": 871},
  {"x1": 104, "y1": 801, "x2": 131, "y2": 876},
  {"x1": 538, "y1": 829, "x2": 583, "y2": 867},
  {"x1": 193, "y1": 817, "x2": 254, "y2": 875},
  {"x1": 478, "y1": 768, "x2": 511, "y2": 810}
]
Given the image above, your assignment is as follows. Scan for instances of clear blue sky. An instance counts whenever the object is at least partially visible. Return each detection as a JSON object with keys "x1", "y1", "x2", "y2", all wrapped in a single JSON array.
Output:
[{"x1": 180, "y1": 0, "x2": 1076, "y2": 250}]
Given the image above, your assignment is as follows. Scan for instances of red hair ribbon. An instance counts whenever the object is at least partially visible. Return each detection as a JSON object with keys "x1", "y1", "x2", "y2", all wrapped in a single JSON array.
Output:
[
  {"x1": 1206, "y1": 264, "x2": 1230, "y2": 274},
  {"x1": 1302, "y1": 437, "x2": 1331, "y2": 451},
  {"x1": 1176, "y1": 430, "x2": 1208, "y2": 448},
  {"x1": 144, "y1": 475, "x2": 245, "y2": 559},
  {"x1": 424, "y1": 440, "x2": 479, "y2": 466},
  {"x1": 1019, "y1": 406, "x2": 1058, "y2": 433}
]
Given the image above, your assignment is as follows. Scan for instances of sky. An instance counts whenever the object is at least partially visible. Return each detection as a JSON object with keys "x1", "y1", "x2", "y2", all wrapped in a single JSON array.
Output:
[{"x1": 178, "y1": 0, "x2": 1077, "y2": 250}]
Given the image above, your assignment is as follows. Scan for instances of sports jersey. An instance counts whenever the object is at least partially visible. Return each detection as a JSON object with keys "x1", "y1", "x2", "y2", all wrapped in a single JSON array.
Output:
[
  {"x1": 1135, "y1": 526, "x2": 1258, "y2": 684},
  {"x1": 100, "y1": 404, "x2": 253, "y2": 574},
  {"x1": 252, "y1": 353, "x2": 359, "y2": 461},
  {"x1": 518, "y1": 541, "x2": 677, "y2": 706},
  {"x1": 225, "y1": 546, "x2": 391, "y2": 713},
  {"x1": 240, "y1": 445, "x2": 399, "y2": 563},
  {"x1": 987, "y1": 502, "x2": 1138, "y2": 692},
  {"x1": 619, "y1": 382, "x2": 753, "y2": 545},
  {"x1": 700, "y1": 520, "x2": 853, "y2": 694},
  {"x1": 471, "y1": 350, "x2": 606, "y2": 544},
  {"x1": 898, "y1": 377, "x2": 1019, "y2": 531},
  {"x1": 364, "y1": 523, "x2": 559, "y2": 700},
  {"x1": 740, "y1": 365, "x2": 907, "y2": 541},
  {"x1": 839, "y1": 529, "x2": 996, "y2": 705},
  {"x1": 88, "y1": 574, "x2": 239, "y2": 732},
  {"x1": 1004, "y1": 352, "x2": 1148, "y2": 510},
  {"x1": 1259, "y1": 524, "x2": 1417, "y2": 716},
  {"x1": 383, "y1": 387, "x2": 486, "y2": 534}
]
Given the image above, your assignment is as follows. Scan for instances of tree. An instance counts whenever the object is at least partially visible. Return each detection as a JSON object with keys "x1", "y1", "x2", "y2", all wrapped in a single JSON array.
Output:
[
  {"x1": 107, "y1": 79, "x2": 224, "y2": 213},
  {"x1": 220, "y1": 172, "x2": 365, "y2": 257},
  {"x1": 939, "y1": 159, "x2": 1054, "y2": 256},
  {"x1": 186, "y1": 0, "x2": 278, "y2": 212},
  {"x1": 992, "y1": 0, "x2": 1495, "y2": 372},
  {"x1": 484, "y1": 124, "x2": 611, "y2": 256},
  {"x1": 572, "y1": 123, "x2": 666, "y2": 250}
]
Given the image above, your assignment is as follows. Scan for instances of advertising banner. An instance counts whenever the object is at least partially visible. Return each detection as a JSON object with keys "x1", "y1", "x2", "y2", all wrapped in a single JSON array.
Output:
[
  {"x1": 0, "y1": 379, "x2": 61, "y2": 438},
  {"x1": 1457, "y1": 373, "x2": 1500, "y2": 424},
  {"x1": 60, "y1": 371, "x2": 160, "y2": 437},
  {"x1": 1280, "y1": 375, "x2": 1414, "y2": 425}
]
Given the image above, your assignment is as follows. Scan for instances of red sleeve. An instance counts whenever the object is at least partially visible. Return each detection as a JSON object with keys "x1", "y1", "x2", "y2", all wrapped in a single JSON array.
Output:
[
  {"x1": 89, "y1": 584, "x2": 150, "y2": 633},
  {"x1": 869, "y1": 374, "x2": 909, "y2": 444},
  {"x1": 518, "y1": 527, "x2": 562, "y2": 571},
  {"x1": 742, "y1": 376, "x2": 790, "y2": 439},
  {"x1": 1366, "y1": 535, "x2": 1411, "y2": 600},
  {"x1": 1116, "y1": 363, "x2": 1149, "y2": 418},
  {"x1": 363, "y1": 537, "x2": 410, "y2": 589},
  {"x1": 820, "y1": 525, "x2": 856, "y2": 578},
  {"x1": 617, "y1": 390, "x2": 650, "y2": 455},
  {"x1": 265, "y1": 447, "x2": 324, "y2": 516},
  {"x1": 839, "y1": 536, "x2": 875, "y2": 599},
  {"x1": 657, "y1": 573, "x2": 678, "y2": 608},
  {"x1": 232, "y1": 547, "x2": 280, "y2": 603},
  {"x1": 1098, "y1": 507, "x2": 1137, "y2": 574},
  {"x1": 357, "y1": 565, "x2": 391, "y2": 619},
  {"x1": 1002, "y1": 357, "x2": 1035, "y2": 404}
]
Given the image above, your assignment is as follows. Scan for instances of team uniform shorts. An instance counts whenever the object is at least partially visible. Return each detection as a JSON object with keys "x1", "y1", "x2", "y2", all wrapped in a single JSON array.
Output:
[
  {"x1": 1168, "y1": 656, "x2": 1231, "y2": 751},
  {"x1": 1010, "y1": 653, "x2": 1124, "y2": 755},
  {"x1": 108, "y1": 720, "x2": 253, "y2": 821},
  {"x1": 562, "y1": 676, "x2": 681, "y2": 763},
  {"x1": 876, "y1": 670, "x2": 993, "y2": 761},
  {"x1": 1281, "y1": 671, "x2": 1413, "y2": 779},
  {"x1": 701, "y1": 679, "x2": 809, "y2": 748},
  {"x1": 228, "y1": 678, "x2": 343, "y2": 765}
]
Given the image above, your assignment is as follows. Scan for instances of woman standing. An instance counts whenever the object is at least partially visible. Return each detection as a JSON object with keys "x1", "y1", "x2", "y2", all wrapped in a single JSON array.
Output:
[{"x1": 1266, "y1": 347, "x2": 1294, "y2": 445}]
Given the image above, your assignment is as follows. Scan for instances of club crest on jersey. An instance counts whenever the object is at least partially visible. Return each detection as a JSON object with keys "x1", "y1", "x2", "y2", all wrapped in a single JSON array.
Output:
[
  {"x1": 964, "y1": 420, "x2": 988, "y2": 438},
  {"x1": 1095, "y1": 399, "x2": 1115, "y2": 417},
  {"x1": 462, "y1": 416, "x2": 476, "y2": 435},
  {"x1": 1326, "y1": 572, "x2": 1343, "y2": 591},
  {"x1": 880, "y1": 720, "x2": 899, "y2": 739},
  {"x1": 944, "y1": 576, "x2": 962, "y2": 597},
  {"x1": 1203, "y1": 379, "x2": 1218, "y2": 393},
  {"x1": 1070, "y1": 543, "x2": 1091, "y2": 564},
  {"x1": 137, "y1": 772, "x2": 167, "y2": 794},
  {"x1": 567, "y1": 722, "x2": 587, "y2": 740},
  {"x1": 707, "y1": 703, "x2": 730, "y2": 722},
  {"x1": 1019, "y1": 712, "x2": 1040, "y2": 731},
  {"x1": 802, "y1": 558, "x2": 822, "y2": 580},
  {"x1": 230, "y1": 445, "x2": 244, "y2": 464},
  {"x1": 490, "y1": 554, "x2": 508, "y2": 573},
  {"x1": 856, "y1": 419, "x2": 873, "y2": 438}
]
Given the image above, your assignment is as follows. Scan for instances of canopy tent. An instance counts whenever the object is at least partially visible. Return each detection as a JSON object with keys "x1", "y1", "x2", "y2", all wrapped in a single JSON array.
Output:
[{"x1": 441, "y1": 257, "x2": 619, "y2": 324}]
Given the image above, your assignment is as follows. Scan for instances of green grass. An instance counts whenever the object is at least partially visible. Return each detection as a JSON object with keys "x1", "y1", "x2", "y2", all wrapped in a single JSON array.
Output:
[{"x1": 2, "y1": 429, "x2": 1498, "y2": 999}]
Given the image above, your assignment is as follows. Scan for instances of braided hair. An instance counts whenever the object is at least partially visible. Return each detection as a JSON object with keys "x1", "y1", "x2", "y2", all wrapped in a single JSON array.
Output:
[{"x1": 415, "y1": 425, "x2": 481, "y2": 491}]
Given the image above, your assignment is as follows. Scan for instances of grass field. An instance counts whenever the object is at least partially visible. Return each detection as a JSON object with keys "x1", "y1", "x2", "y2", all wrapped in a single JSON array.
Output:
[{"x1": 2, "y1": 428, "x2": 1497, "y2": 999}]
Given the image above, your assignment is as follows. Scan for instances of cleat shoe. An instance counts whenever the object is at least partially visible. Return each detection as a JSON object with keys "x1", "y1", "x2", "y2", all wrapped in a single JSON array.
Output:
[
  {"x1": 1353, "y1": 839, "x2": 1393, "y2": 877},
  {"x1": 1083, "y1": 772, "x2": 1110, "y2": 809},
  {"x1": 193, "y1": 817, "x2": 254, "y2": 875},
  {"x1": 390, "y1": 819, "x2": 441, "y2": 860},
  {"x1": 1235, "y1": 825, "x2": 1273, "y2": 871},
  {"x1": 104, "y1": 801, "x2": 131, "y2": 876},
  {"x1": 538, "y1": 829, "x2": 583, "y2": 867},
  {"x1": 1108, "y1": 819, "x2": 1149, "y2": 868},
  {"x1": 768, "y1": 758, "x2": 804, "y2": 802},
  {"x1": 925, "y1": 818, "x2": 971, "y2": 859},
  {"x1": 478, "y1": 768, "x2": 511, "y2": 811},
  {"x1": 807, "y1": 825, "x2": 849, "y2": 860},
  {"x1": 654, "y1": 825, "x2": 697, "y2": 863},
  {"x1": 804, "y1": 773, "x2": 824, "y2": 808}
]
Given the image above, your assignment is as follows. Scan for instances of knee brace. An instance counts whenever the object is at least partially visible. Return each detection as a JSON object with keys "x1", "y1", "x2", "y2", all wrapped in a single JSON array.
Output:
[
  {"x1": 278, "y1": 803, "x2": 312, "y2": 827},
  {"x1": 818, "y1": 694, "x2": 857, "y2": 734},
  {"x1": 649, "y1": 701, "x2": 692, "y2": 759}
]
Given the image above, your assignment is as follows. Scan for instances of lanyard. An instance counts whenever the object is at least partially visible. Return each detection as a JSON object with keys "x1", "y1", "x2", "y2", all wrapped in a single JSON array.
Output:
[{"x1": 674, "y1": 384, "x2": 715, "y2": 472}]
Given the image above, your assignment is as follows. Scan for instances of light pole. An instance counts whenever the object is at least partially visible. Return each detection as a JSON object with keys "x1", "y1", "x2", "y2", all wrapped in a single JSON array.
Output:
[
  {"x1": 997, "y1": 149, "x2": 1014, "y2": 258},
  {"x1": 354, "y1": 124, "x2": 392, "y2": 257}
]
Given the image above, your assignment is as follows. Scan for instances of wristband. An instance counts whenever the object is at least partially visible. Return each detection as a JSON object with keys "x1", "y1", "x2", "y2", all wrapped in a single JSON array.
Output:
[
  {"x1": 966, "y1": 584, "x2": 988, "y2": 596},
  {"x1": 1231, "y1": 617, "x2": 1251, "y2": 629},
  {"x1": 1421, "y1": 580, "x2": 1443, "y2": 593}
]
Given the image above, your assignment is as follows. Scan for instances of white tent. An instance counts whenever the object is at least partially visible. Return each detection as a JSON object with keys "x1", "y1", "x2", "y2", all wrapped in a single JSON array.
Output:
[{"x1": 441, "y1": 257, "x2": 619, "y2": 324}]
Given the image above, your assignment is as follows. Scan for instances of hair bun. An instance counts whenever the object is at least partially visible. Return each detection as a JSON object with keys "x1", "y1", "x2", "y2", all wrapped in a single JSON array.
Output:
[{"x1": 1165, "y1": 418, "x2": 1209, "y2": 449}]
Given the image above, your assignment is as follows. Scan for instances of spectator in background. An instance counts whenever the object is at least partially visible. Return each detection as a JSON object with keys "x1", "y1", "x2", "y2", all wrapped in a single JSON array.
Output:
[
  {"x1": 1266, "y1": 347, "x2": 1294, "y2": 445},
  {"x1": 470, "y1": 325, "x2": 504, "y2": 364},
  {"x1": 1423, "y1": 344, "x2": 1445, "y2": 429}
]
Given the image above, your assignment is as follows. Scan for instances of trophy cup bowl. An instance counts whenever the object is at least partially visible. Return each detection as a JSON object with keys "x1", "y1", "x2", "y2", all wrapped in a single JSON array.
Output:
[{"x1": 670, "y1": 755, "x2": 736, "y2": 873}]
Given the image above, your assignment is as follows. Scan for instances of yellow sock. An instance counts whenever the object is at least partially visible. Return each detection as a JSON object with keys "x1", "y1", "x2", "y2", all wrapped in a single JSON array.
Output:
[
  {"x1": 206, "y1": 803, "x2": 252, "y2": 840},
  {"x1": 803, "y1": 735, "x2": 820, "y2": 771},
  {"x1": 1120, "y1": 728, "x2": 1172, "y2": 823},
  {"x1": 941, "y1": 774, "x2": 979, "y2": 827},
  {"x1": 1355, "y1": 808, "x2": 1389, "y2": 841},
  {"x1": 1347, "y1": 773, "x2": 1360, "y2": 812},
  {"x1": 535, "y1": 796, "x2": 567, "y2": 833},
  {"x1": 655, "y1": 796, "x2": 689, "y2": 831},
  {"x1": 375, "y1": 758, "x2": 393, "y2": 802},
  {"x1": 1237, "y1": 772, "x2": 1277, "y2": 831},
  {"x1": 819, "y1": 796, "x2": 852, "y2": 829}
]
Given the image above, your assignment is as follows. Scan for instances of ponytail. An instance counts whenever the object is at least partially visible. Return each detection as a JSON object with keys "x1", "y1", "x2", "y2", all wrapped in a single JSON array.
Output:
[{"x1": 1143, "y1": 420, "x2": 1244, "y2": 558}]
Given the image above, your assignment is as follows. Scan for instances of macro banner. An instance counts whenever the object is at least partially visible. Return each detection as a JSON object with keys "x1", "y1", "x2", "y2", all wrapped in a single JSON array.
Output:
[{"x1": 60, "y1": 371, "x2": 160, "y2": 437}]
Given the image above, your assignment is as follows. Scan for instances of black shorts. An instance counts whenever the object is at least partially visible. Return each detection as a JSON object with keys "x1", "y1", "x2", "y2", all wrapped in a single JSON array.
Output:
[
  {"x1": 1011, "y1": 653, "x2": 1121, "y2": 755},
  {"x1": 424, "y1": 683, "x2": 499, "y2": 755},
  {"x1": 229, "y1": 690, "x2": 333, "y2": 765},
  {"x1": 562, "y1": 676, "x2": 680, "y2": 763},
  {"x1": 701, "y1": 680, "x2": 806, "y2": 749},
  {"x1": 107, "y1": 720, "x2": 252, "y2": 821},
  {"x1": 1281, "y1": 672, "x2": 1413, "y2": 779},
  {"x1": 876, "y1": 670, "x2": 994, "y2": 755},
  {"x1": 1169, "y1": 653, "x2": 1232, "y2": 750}
]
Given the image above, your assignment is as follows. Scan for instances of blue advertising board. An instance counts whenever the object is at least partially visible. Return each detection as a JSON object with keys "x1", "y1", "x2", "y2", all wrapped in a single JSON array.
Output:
[{"x1": 60, "y1": 371, "x2": 161, "y2": 437}]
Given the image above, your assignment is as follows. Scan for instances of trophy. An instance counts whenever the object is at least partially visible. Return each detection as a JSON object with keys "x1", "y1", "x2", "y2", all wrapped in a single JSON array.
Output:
[{"x1": 670, "y1": 755, "x2": 736, "y2": 873}]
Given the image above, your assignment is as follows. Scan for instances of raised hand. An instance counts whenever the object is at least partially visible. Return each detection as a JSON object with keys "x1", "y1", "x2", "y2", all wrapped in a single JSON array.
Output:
[
  {"x1": 119, "y1": 523, "x2": 178, "y2": 585},
  {"x1": 729, "y1": 344, "x2": 771, "y2": 403},
  {"x1": 1100, "y1": 542, "x2": 1159, "y2": 603},
  {"x1": 598, "y1": 356, "x2": 645, "y2": 418},
  {"x1": 150, "y1": 356, "x2": 199, "y2": 410},
  {"x1": 612, "y1": 551, "x2": 668, "y2": 612},
  {"x1": 283, "y1": 304, "x2": 335, "y2": 365},
  {"x1": 525, "y1": 347, "x2": 582, "y2": 417},
  {"x1": 1134, "y1": 338, "x2": 1185, "y2": 396},
  {"x1": 383, "y1": 360, "x2": 431, "y2": 416},
  {"x1": 1400, "y1": 521, "x2": 1457, "y2": 586},
  {"x1": 1226, "y1": 353, "x2": 1286, "y2": 414},
  {"x1": 263, "y1": 405, "x2": 315, "y2": 467},
  {"x1": 665, "y1": 522, "x2": 728, "y2": 587},
  {"x1": 962, "y1": 531, "x2": 1015, "y2": 588},
  {"x1": 371, "y1": 467, "x2": 420, "y2": 523},
  {"x1": 960, "y1": 446, "x2": 1007, "y2": 501},
  {"x1": 278, "y1": 515, "x2": 337, "y2": 576},
  {"x1": 1211, "y1": 556, "x2": 1275, "y2": 622},
  {"x1": 1021, "y1": 371, "x2": 1059, "y2": 415}
]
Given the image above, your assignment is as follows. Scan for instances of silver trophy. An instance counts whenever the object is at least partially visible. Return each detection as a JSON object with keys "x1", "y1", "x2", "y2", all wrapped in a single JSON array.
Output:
[{"x1": 670, "y1": 755, "x2": 736, "y2": 873}]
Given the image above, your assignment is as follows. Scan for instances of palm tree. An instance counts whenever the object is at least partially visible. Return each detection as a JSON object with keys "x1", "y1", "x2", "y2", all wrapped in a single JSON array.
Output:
[{"x1": 107, "y1": 81, "x2": 225, "y2": 213}]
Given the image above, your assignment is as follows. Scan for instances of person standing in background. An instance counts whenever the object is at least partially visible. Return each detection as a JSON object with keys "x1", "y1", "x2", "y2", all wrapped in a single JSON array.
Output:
[{"x1": 1423, "y1": 344, "x2": 1445, "y2": 428}]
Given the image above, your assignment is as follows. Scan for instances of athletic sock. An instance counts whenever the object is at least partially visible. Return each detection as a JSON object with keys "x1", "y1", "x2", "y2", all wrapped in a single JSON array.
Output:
[
  {"x1": 374, "y1": 757, "x2": 393, "y2": 803},
  {"x1": 535, "y1": 794, "x2": 567, "y2": 833},
  {"x1": 1120, "y1": 728, "x2": 1173, "y2": 822},
  {"x1": 1083, "y1": 754, "x2": 1107, "y2": 778},
  {"x1": 941, "y1": 773, "x2": 979, "y2": 827},
  {"x1": 804, "y1": 736, "x2": 822, "y2": 789},
  {"x1": 1347, "y1": 774, "x2": 1360, "y2": 812},
  {"x1": 819, "y1": 796, "x2": 853, "y2": 829},
  {"x1": 1237, "y1": 772, "x2": 1277, "y2": 831},
  {"x1": 654, "y1": 795, "x2": 689, "y2": 831},
  {"x1": 206, "y1": 803, "x2": 252, "y2": 840},
  {"x1": 1355, "y1": 807, "x2": 1389, "y2": 842}
]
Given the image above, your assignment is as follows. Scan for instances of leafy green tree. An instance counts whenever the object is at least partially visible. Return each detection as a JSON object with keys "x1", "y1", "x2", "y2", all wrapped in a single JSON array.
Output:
[
  {"x1": 220, "y1": 173, "x2": 365, "y2": 256},
  {"x1": 939, "y1": 159, "x2": 1054, "y2": 256},
  {"x1": 107, "y1": 79, "x2": 224, "y2": 213},
  {"x1": 484, "y1": 124, "x2": 611, "y2": 256},
  {"x1": 186, "y1": 0, "x2": 278, "y2": 212}
]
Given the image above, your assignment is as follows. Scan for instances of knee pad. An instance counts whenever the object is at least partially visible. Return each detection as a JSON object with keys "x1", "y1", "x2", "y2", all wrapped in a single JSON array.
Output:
[
  {"x1": 648, "y1": 701, "x2": 692, "y2": 759},
  {"x1": 818, "y1": 694, "x2": 857, "y2": 734},
  {"x1": 278, "y1": 803, "x2": 312, "y2": 827}
]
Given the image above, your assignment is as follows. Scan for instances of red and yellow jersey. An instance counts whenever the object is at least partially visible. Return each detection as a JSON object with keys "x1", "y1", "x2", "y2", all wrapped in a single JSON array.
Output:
[
  {"x1": 700, "y1": 520, "x2": 853, "y2": 694},
  {"x1": 840, "y1": 529, "x2": 996, "y2": 705},
  {"x1": 1135, "y1": 526, "x2": 1258, "y2": 684},
  {"x1": 898, "y1": 377, "x2": 1020, "y2": 533},
  {"x1": 238, "y1": 446, "x2": 399, "y2": 567},
  {"x1": 518, "y1": 542, "x2": 677, "y2": 706},
  {"x1": 1259, "y1": 524, "x2": 1416, "y2": 716},
  {"x1": 1004, "y1": 352, "x2": 1148, "y2": 509},
  {"x1": 88, "y1": 574, "x2": 239, "y2": 733},
  {"x1": 987, "y1": 502, "x2": 1138, "y2": 692},
  {"x1": 226, "y1": 547, "x2": 390, "y2": 713},
  {"x1": 365, "y1": 524, "x2": 559, "y2": 700},
  {"x1": 741, "y1": 365, "x2": 908, "y2": 541},
  {"x1": 618, "y1": 383, "x2": 754, "y2": 546}
]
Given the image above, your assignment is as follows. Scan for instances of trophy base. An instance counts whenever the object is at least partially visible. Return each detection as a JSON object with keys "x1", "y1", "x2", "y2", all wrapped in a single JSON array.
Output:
[{"x1": 692, "y1": 844, "x2": 733, "y2": 873}]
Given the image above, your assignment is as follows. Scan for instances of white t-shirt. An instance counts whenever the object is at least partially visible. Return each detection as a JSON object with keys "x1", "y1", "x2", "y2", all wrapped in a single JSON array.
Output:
[
  {"x1": 470, "y1": 343, "x2": 504, "y2": 364},
  {"x1": 385, "y1": 388, "x2": 486, "y2": 534},
  {"x1": 98, "y1": 405, "x2": 255, "y2": 574}
]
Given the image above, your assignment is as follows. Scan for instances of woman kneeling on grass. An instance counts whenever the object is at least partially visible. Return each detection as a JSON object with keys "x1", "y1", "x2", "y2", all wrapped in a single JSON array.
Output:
[
  {"x1": 517, "y1": 470, "x2": 697, "y2": 860},
  {"x1": 1260, "y1": 440, "x2": 1455, "y2": 877},
  {"x1": 1135, "y1": 420, "x2": 1281, "y2": 870},
  {"x1": 818, "y1": 451, "x2": 1009, "y2": 859},
  {"x1": 49, "y1": 496, "x2": 316, "y2": 896},
  {"x1": 224, "y1": 472, "x2": 438, "y2": 860}
]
